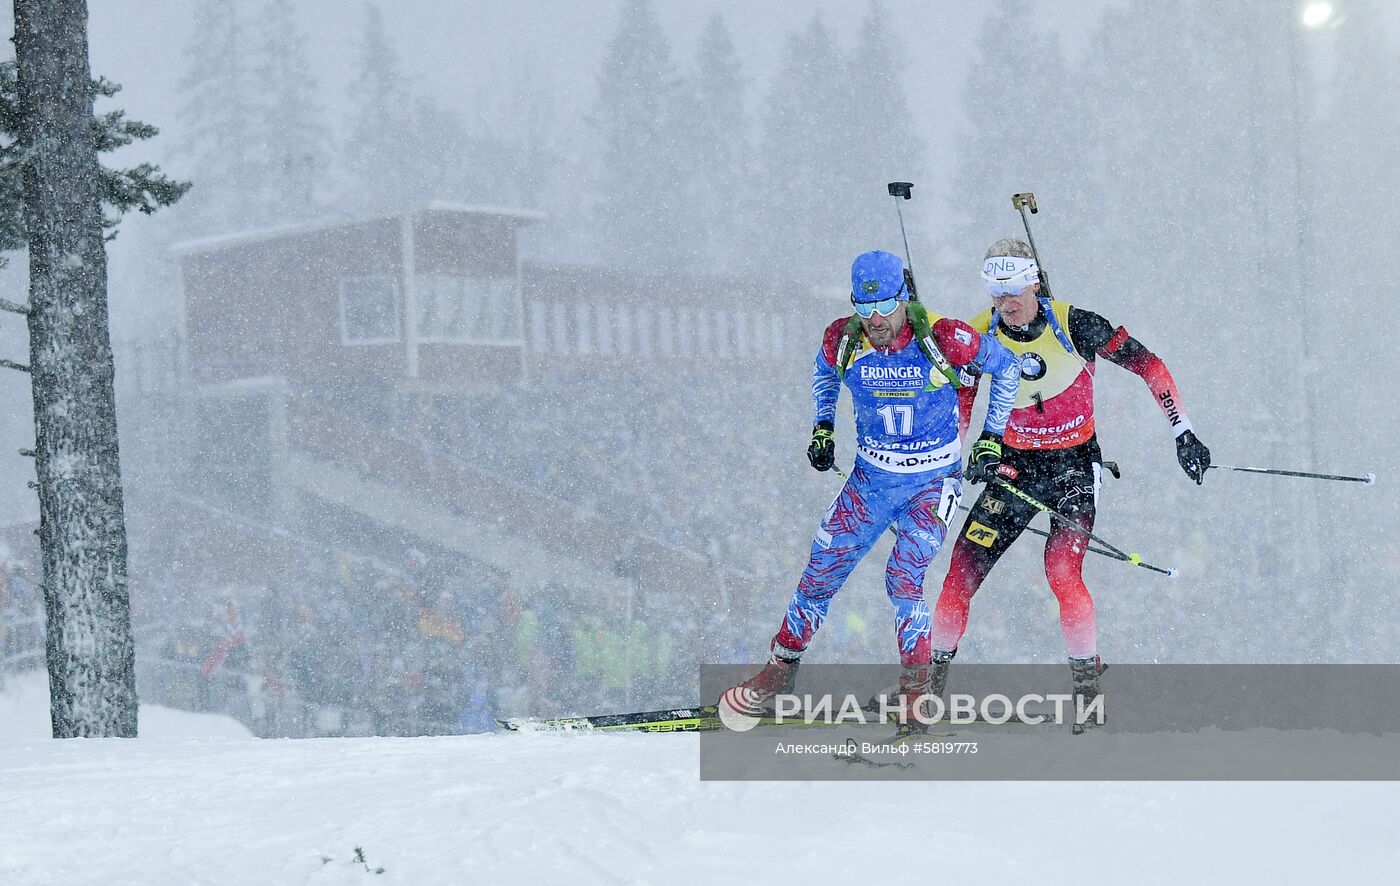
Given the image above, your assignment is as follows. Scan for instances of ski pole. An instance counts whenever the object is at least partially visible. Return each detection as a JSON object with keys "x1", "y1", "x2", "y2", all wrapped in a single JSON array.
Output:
[
  {"x1": 887, "y1": 182, "x2": 919, "y2": 299},
  {"x1": 1207, "y1": 464, "x2": 1375, "y2": 485},
  {"x1": 838, "y1": 466, "x2": 1173, "y2": 575},
  {"x1": 1010, "y1": 192, "x2": 1053, "y2": 300},
  {"x1": 988, "y1": 477, "x2": 1177, "y2": 577},
  {"x1": 955, "y1": 503, "x2": 1122, "y2": 563}
]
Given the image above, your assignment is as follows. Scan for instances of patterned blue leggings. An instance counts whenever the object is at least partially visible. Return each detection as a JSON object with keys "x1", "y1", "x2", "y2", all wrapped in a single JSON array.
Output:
[{"x1": 773, "y1": 463, "x2": 960, "y2": 666}]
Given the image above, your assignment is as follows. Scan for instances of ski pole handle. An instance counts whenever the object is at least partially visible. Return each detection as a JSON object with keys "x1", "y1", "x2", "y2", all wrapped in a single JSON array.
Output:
[
  {"x1": 1208, "y1": 464, "x2": 1375, "y2": 484},
  {"x1": 887, "y1": 182, "x2": 917, "y2": 295},
  {"x1": 1010, "y1": 191, "x2": 1052, "y2": 300}
]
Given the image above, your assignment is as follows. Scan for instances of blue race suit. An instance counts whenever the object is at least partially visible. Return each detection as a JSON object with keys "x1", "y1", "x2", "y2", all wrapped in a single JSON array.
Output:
[{"x1": 772, "y1": 311, "x2": 1020, "y2": 666}]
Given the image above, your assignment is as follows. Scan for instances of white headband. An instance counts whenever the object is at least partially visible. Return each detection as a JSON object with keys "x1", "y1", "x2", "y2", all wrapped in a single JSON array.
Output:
[
  {"x1": 981, "y1": 255, "x2": 1039, "y2": 294},
  {"x1": 982, "y1": 254, "x2": 1038, "y2": 283}
]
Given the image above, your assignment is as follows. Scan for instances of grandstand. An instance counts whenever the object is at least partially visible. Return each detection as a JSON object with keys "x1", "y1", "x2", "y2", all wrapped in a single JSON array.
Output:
[{"x1": 99, "y1": 204, "x2": 847, "y2": 733}]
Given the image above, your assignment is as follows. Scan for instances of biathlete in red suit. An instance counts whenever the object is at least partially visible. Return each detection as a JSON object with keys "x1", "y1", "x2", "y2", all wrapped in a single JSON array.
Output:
[{"x1": 929, "y1": 239, "x2": 1212, "y2": 708}]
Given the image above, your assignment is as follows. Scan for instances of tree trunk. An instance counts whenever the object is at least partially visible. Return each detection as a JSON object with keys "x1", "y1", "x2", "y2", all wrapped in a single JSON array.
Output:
[{"x1": 14, "y1": 0, "x2": 138, "y2": 737}]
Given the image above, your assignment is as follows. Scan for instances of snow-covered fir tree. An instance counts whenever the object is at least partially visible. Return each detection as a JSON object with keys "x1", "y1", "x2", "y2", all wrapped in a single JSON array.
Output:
[
  {"x1": 671, "y1": 14, "x2": 752, "y2": 273},
  {"x1": 757, "y1": 12, "x2": 858, "y2": 279},
  {"x1": 938, "y1": 0, "x2": 1079, "y2": 294},
  {"x1": 0, "y1": 63, "x2": 188, "y2": 263},
  {"x1": 177, "y1": 0, "x2": 261, "y2": 233},
  {"x1": 249, "y1": 0, "x2": 329, "y2": 225},
  {"x1": 494, "y1": 64, "x2": 563, "y2": 212},
  {"x1": 846, "y1": 1, "x2": 925, "y2": 254},
  {"x1": 1077, "y1": 0, "x2": 1315, "y2": 563},
  {"x1": 1287, "y1": 0, "x2": 1399, "y2": 620},
  {"x1": 412, "y1": 94, "x2": 484, "y2": 203},
  {"x1": 1313, "y1": 0, "x2": 1400, "y2": 326},
  {"x1": 589, "y1": 0, "x2": 684, "y2": 270},
  {"x1": 342, "y1": 3, "x2": 419, "y2": 215},
  {"x1": 14, "y1": 0, "x2": 139, "y2": 738}
]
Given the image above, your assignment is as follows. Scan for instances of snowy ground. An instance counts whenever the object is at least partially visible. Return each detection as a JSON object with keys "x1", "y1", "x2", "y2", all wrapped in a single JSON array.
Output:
[
  {"x1": 2, "y1": 671, "x2": 1397, "y2": 885},
  {"x1": 0, "y1": 671, "x2": 253, "y2": 741}
]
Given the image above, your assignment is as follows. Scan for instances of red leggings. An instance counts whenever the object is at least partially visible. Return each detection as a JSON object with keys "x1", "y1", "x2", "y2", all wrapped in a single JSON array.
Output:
[{"x1": 931, "y1": 445, "x2": 1100, "y2": 658}]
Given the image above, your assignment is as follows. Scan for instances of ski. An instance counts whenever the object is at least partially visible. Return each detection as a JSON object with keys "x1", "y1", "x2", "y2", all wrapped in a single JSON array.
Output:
[
  {"x1": 496, "y1": 705, "x2": 901, "y2": 734},
  {"x1": 497, "y1": 700, "x2": 1059, "y2": 734},
  {"x1": 496, "y1": 706, "x2": 721, "y2": 734},
  {"x1": 499, "y1": 704, "x2": 920, "y2": 733}
]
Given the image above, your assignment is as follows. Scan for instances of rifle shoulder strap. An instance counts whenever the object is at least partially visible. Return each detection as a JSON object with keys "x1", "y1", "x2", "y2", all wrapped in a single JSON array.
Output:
[
  {"x1": 834, "y1": 314, "x2": 864, "y2": 381},
  {"x1": 906, "y1": 301, "x2": 962, "y2": 389}
]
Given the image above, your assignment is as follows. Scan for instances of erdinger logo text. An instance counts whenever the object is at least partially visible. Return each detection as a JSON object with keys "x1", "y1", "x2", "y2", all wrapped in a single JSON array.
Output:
[{"x1": 860, "y1": 366, "x2": 923, "y2": 381}]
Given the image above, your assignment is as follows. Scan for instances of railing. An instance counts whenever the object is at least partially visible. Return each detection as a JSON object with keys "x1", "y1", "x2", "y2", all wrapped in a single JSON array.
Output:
[
  {"x1": 131, "y1": 642, "x2": 487, "y2": 739},
  {"x1": 0, "y1": 611, "x2": 44, "y2": 683},
  {"x1": 2, "y1": 611, "x2": 165, "y2": 683}
]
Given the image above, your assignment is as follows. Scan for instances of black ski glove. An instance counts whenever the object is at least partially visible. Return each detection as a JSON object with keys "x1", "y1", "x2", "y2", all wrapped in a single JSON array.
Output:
[
  {"x1": 965, "y1": 431, "x2": 1003, "y2": 484},
  {"x1": 1176, "y1": 430, "x2": 1210, "y2": 484},
  {"x1": 807, "y1": 420, "x2": 835, "y2": 472}
]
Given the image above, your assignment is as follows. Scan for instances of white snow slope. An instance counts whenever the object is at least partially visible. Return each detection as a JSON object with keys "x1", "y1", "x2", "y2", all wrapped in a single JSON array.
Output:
[
  {"x1": 2, "y1": 673, "x2": 1397, "y2": 884},
  {"x1": 0, "y1": 670, "x2": 253, "y2": 741}
]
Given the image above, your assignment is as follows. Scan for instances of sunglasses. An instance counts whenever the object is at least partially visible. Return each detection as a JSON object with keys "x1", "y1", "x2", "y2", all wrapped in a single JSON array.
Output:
[
  {"x1": 852, "y1": 296, "x2": 902, "y2": 318},
  {"x1": 985, "y1": 280, "x2": 1034, "y2": 298}
]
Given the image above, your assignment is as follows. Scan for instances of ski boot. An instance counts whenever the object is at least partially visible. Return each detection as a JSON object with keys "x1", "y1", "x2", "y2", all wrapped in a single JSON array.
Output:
[
  {"x1": 891, "y1": 650, "x2": 956, "y2": 738},
  {"x1": 1069, "y1": 655, "x2": 1106, "y2": 735},
  {"x1": 891, "y1": 664, "x2": 934, "y2": 738},
  {"x1": 867, "y1": 648, "x2": 954, "y2": 723},
  {"x1": 718, "y1": 644, "x2": 801, "y2": 719}
]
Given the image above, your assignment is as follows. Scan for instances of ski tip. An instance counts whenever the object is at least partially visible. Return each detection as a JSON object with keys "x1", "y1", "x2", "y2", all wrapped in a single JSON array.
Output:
[
  {"x1": 1166, "y1": 567, "x2": 1179, "y2": 578},
  {"x1": 1365, "y1": 472, "x2": 1376, "y2": 486}
]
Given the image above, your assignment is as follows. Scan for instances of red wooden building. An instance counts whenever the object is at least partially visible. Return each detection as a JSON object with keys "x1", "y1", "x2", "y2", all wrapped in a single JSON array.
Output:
[
  {"x1": 176, "y1": 202, "x2": 544, "y2": 388},
  {"x1": 169, "y1": 203, "x2": 827, "y2": 609},
  {"x1": 176, "y1": 203, "x2": 825, "y2": 392}
]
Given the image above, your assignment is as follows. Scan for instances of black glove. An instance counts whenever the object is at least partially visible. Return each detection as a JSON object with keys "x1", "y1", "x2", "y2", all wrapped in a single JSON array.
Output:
[
  {"x1": 1176, "y1": 430, "x2": 1210, "y2": 484},
  {"x1": 807, "y1": 420, "x2": 835, "y2": 472},
  {"x1": 965, "y1": 431, "x2": 1003, "y2": 484}
]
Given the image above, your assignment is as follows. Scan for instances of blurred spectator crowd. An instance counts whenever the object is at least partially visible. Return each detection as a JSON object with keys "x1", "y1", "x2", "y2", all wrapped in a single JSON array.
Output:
[{"x1": 129, "y1": 543, "x2": 779, "y2": 737}]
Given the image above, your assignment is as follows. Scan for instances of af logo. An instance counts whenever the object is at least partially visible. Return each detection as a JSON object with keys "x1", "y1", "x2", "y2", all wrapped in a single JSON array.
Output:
[
  {"x1": 965, "y1": 521, "x2": 999, "y2": 548},
  {"x1": 1019, "y1": 352, "x2": 1047, "y2": 381}
]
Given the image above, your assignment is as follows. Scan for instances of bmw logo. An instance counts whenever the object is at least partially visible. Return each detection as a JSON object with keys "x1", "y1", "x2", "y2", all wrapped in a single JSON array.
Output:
[{"x1": 1020, "y1": 352, "x2": 1047, "y2": 381}]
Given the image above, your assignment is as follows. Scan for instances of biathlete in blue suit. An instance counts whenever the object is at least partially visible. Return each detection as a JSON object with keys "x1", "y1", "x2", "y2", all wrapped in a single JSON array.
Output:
[{"x1": 720, "y1": 250, "x2": 1021, "y2": 725}]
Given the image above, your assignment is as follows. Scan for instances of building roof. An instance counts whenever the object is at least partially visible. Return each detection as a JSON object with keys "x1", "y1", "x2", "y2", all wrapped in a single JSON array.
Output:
[{"x1": 171, "y1": 202, "x2": 548, "y2": 255}]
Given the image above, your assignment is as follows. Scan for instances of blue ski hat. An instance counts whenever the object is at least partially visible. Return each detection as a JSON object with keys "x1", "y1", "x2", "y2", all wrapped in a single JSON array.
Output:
[{"x1": 850, "y1": 250, "x2": 908, "y2": 304}]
